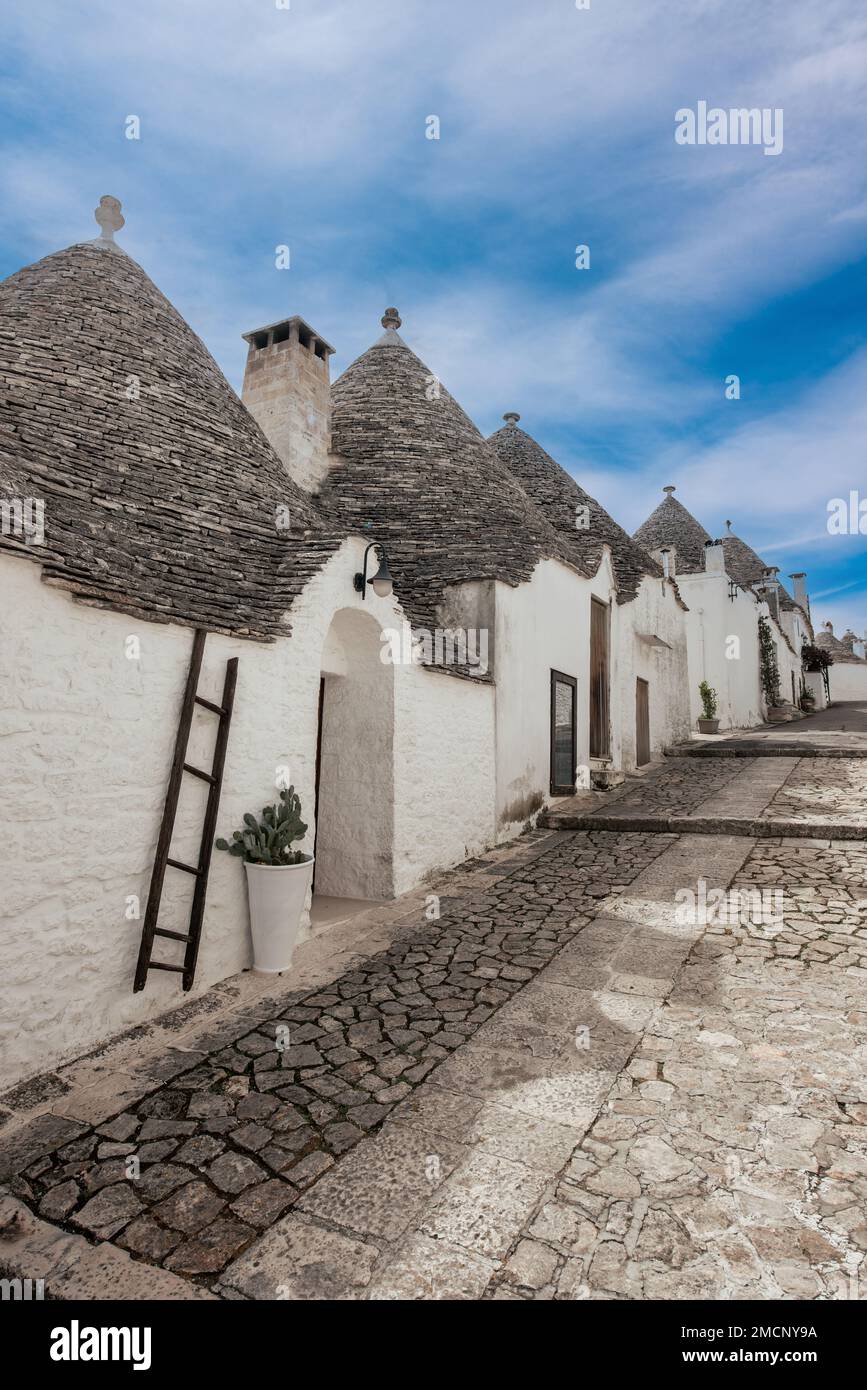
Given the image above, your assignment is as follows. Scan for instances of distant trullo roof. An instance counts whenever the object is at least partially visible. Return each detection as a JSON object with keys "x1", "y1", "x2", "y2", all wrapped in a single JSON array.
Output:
[
  {"x1": 816, "y1": 622, "x2": 863, "y2": 663},
  {"x1": 319, "y1": 311, "x2": 578, "y2": 632},
  {"x1": 633, "y1": 487, "x2": 713, "y2": 574},
  {"x1": 0, "y1": 205, "x2": 342, "y2": 638},
  {"x1": 488, "y1": 417, "x2": 662, "y2": 603}
]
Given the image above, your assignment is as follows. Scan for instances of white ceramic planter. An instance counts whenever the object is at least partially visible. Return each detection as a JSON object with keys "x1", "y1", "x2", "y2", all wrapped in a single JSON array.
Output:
[{"x1": 244, "y1": 857, "x2": 314, "y2": 974}]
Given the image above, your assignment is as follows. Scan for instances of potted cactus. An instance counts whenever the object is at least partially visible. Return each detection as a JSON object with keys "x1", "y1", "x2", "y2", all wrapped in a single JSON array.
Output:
[
  {"x1": 697, "y1": 681, "x2": 720, "y2": 734},
  {"x1": 216, "y1": 785, "x2": 313, "y2": 974}
]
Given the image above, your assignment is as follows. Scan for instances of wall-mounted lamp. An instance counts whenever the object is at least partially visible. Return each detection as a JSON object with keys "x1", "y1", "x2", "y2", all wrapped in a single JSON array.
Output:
[
  {"x1": 354, "y1": 541, "x2": 393, "y2": 600},
  {"x1": 728, "y1": 579, "x2": 739, "y2": 603}
]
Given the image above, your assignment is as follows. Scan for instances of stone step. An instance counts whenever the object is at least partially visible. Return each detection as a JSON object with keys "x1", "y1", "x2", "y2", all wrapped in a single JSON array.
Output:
[
  {"x1": 667, "y1": 743, "x2": 867, "y2": 759},
  {"x1": 538, "y1": 809, "x2": 866, "y2": 838}
]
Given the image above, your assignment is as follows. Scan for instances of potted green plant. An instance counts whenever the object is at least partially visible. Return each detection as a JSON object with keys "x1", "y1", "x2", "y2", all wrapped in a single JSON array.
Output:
[
  {"x1": 216, "y1": 785, "x2": 313, "y2": 974},
  {"x1": 697, "y1": 681, "x2": 720, "y2": 734}
]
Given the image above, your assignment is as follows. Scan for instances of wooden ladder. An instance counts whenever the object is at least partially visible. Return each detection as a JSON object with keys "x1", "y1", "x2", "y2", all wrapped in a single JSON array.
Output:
[{"x1": 133, "y1": 630, "x2": 238, "y2": 993}]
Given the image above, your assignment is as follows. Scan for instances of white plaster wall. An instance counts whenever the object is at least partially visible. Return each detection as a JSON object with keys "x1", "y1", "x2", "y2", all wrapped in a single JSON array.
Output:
[
  {"x1": 492, "y1": 558, "x2": 590, "y2": 836},
  {"x1": 827, "y1": 662, "x2": 867, "y2": 700},
  {"x1": 392, "y1": 663, "x2": 496, "y2": 896},
  {"x1": 0, "y1": 543, "x2": 498, "y2": 1086},
  {"x1": 612, "y1": 570, "x2": 691, "y2": 768},
  {"x1": 804, "y1": 670, "x2": 828, "y2": 710},
  {"x1": 771, "y1": 617, "x2": 804, "y2": 712},
  {"x1": 676, "y1": 574, "x2": 765, "y2": 730}
]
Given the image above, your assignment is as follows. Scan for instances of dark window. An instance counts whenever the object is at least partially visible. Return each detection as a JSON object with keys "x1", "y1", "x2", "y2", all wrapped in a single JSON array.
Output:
[
  {"x1": 550, "y1": 670, "x2": 577, "y2": 795},
  {"x1": 590, "y1": 597, "x2": 610, "y2": 758}
]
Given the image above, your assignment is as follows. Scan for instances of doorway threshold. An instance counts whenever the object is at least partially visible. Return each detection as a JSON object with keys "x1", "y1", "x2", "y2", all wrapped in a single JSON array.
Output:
[{"x1": 310, "y1": 895, "x2": 383, "y2": 935}]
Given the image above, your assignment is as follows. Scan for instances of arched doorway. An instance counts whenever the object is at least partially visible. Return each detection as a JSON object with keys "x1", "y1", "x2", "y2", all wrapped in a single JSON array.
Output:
[{"x1": 313, "y1": 608, "x2": 395, "y2": 909}]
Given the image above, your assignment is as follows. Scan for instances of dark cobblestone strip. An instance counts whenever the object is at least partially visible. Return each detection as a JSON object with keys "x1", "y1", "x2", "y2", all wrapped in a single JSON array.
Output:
[{"x1": 3, "y1": 830, "x2": 673, "y2": 1285}]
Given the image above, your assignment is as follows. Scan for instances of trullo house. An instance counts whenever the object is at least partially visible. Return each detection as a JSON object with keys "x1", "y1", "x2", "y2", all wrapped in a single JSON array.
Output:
[{"x1": 0, "y1": 202, "x2": 691, "y2": 1086}]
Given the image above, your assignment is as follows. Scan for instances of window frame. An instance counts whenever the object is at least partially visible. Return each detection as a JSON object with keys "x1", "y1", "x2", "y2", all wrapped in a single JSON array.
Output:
[{"x1": 550, "y1": 669, "x2": 578, "y2": 796}]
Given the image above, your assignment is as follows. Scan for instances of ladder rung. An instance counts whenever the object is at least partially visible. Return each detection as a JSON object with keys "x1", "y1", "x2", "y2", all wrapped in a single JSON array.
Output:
[
  {"x1": 167, "y1": 857, "x2": 201, "y2": 876},
  {"x1": 183, "y1": 762, "x2": 216, "y2": 785},
  {"x1": 195, "y1": 696, "x2": 226, "y2": 716},
  {"x1": 148, "y1": 961, "x2": 185, "y2": 973},
  {"x1": 154, "y1": 928, "x2": 191, "y2": 942}
]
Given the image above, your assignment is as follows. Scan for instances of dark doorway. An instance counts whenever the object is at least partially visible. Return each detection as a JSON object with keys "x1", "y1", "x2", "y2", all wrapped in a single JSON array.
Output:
[
  {"x1": 636, "y1": 677, "x2": 650, "y2": 766},
  {"x1": 550, "y1": 670, "x2": 578, "y2": 795},
  {"x1": 590, "y1": 598, "x2": 610, "y2": 757},
  {"x1": 312, "y1": 676, "x2": 325, "y2": 894}
]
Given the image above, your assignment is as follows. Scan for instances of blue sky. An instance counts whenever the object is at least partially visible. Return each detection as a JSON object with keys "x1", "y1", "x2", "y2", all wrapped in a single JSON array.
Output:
[{"x1": 2, "y1": 0, "x2": 866, "y2": 632}]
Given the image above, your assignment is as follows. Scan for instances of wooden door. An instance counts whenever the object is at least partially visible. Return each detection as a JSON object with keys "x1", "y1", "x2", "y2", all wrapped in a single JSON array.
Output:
[
  {"x1": 636, "y1": 677, "x2": 650, "y2": 767},
  {"x1": 590, "y1": 598, "x2": 610, "y2": 758}
]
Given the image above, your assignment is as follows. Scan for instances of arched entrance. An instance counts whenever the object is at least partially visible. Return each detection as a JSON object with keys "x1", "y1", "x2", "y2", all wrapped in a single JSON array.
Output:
[{"x1": 313, "y1": 608, "x2": 395, "y2": 907}]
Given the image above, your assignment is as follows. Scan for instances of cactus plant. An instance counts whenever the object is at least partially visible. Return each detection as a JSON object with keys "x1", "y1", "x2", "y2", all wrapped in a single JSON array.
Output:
[
  {"x1": 216, "y1": 785, "x2": 309, "y2": 866},
  {"x1": 698, "y1": 681, "x2": 718, "y2": 720}
]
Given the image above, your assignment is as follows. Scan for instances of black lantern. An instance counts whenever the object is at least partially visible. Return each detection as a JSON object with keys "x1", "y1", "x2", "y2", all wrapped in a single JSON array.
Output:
[{"x1": 354, "y1": 542, "x2": 393, "y2": 600}]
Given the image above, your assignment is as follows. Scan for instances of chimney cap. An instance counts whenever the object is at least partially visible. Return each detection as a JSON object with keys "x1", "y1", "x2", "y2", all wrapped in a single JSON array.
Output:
[
  {"x1": 94, "y1": 195, "x2": 124, "y2": 242},
  {"x1": 789, "y1": 572, "x2": 806, "y2": 579},
  {"x1": 242, "y1": 315, "x2": 335, "y2": 356},
  {"x1": 503, "y1": 412, "x2": 521, "y2": 426},
  {"x1": 663, "y1": 484, "x2": 676, "y2": 494},
  {"x1": 381, "y1": 307, "x2": 402, "y2": 330}
]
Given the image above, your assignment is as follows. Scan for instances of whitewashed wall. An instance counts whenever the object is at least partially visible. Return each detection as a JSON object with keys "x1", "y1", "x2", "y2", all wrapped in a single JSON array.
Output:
[
  {"x1": 677, "y1": 573, "x2": 765, "y2": 730},
  {"x1": 393, "y1": 663, "x2": 495, "y2": 894},
  {"x1": 612, "y1": 569, "x2": 691, "y2": 768},
  {"x1": 493, "y1": 558, "x2": 590, "y2": 837},
  {"x1": 0, "y1": 544, "x2": 497, "y2": 1086},
  {"x1": 827, "y1": 662, "x2": 867, "y2": 700}
]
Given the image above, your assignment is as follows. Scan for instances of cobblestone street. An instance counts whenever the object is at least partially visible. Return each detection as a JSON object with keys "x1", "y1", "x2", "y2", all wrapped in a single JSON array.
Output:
[{"x1": 2, "y1": 713, "x2": 865, "y2": 1301}]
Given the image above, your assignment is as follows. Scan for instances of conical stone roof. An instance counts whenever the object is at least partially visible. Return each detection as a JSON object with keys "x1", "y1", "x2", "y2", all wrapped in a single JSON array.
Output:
[
  {"x1": 320, "y1": 314, "x2": 579, "y2": 632},
  {"x1": 816, "y1": 624, "x2": 862, "y2": 663},
  {"x1": 633, "y1": 489, "x2": 712, "y2": 574},
  {"x1": 488, "y1": 419, "x2": 661, "y2": 603},
  {"x1": 0, "y1": 237, "x2": 342, "y2": 638}
]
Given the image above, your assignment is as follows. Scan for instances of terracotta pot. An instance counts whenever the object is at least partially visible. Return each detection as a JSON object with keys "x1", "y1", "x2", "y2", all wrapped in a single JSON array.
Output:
[{"x1": 243, "y1": 857, "x2": 314, "y2": 974}]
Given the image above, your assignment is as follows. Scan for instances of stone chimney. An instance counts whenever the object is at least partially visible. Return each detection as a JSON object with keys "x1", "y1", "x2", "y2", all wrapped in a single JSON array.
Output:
[
  {"x1": 788, "y1": 571, "x2": 809, "y2": 616},
  {"x1": 241, "y1": 316, "x2": 335, "y2": 493},
  {"x1": 655, "y1": 546, "x2": 675, "y2": 578},
  {"x1": 758, "y1": 567, "x2": 781, "y2": 622},
  {"x1": 703, "y1": 538, "x2": 725, "y2": 574}
]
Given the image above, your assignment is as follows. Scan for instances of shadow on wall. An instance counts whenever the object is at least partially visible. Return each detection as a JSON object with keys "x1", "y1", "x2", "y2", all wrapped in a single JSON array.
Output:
[{"x1": 315, "y1": 606, "x2": 396, "y2": 901}]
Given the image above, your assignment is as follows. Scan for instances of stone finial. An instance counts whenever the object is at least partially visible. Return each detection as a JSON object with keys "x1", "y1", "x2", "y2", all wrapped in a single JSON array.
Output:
[
  {"x1": 503, "y1": 412, "x2": 521, "y2": 426},
  {"x1": 381, "y1": 307, "x2": 402, "y2": 330},
  {"x1": 824, "y1": 621, "x2": 833, "y2": 632},
  {"x1": 663, "y1": 484, "x2": 676, "y2": 494},
  {"x1": 725, "y1": 519, "x2": 733, "y2": 533},
  {"x1": 94, "y1": 195, "x2": 125, "y2": 242}
]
